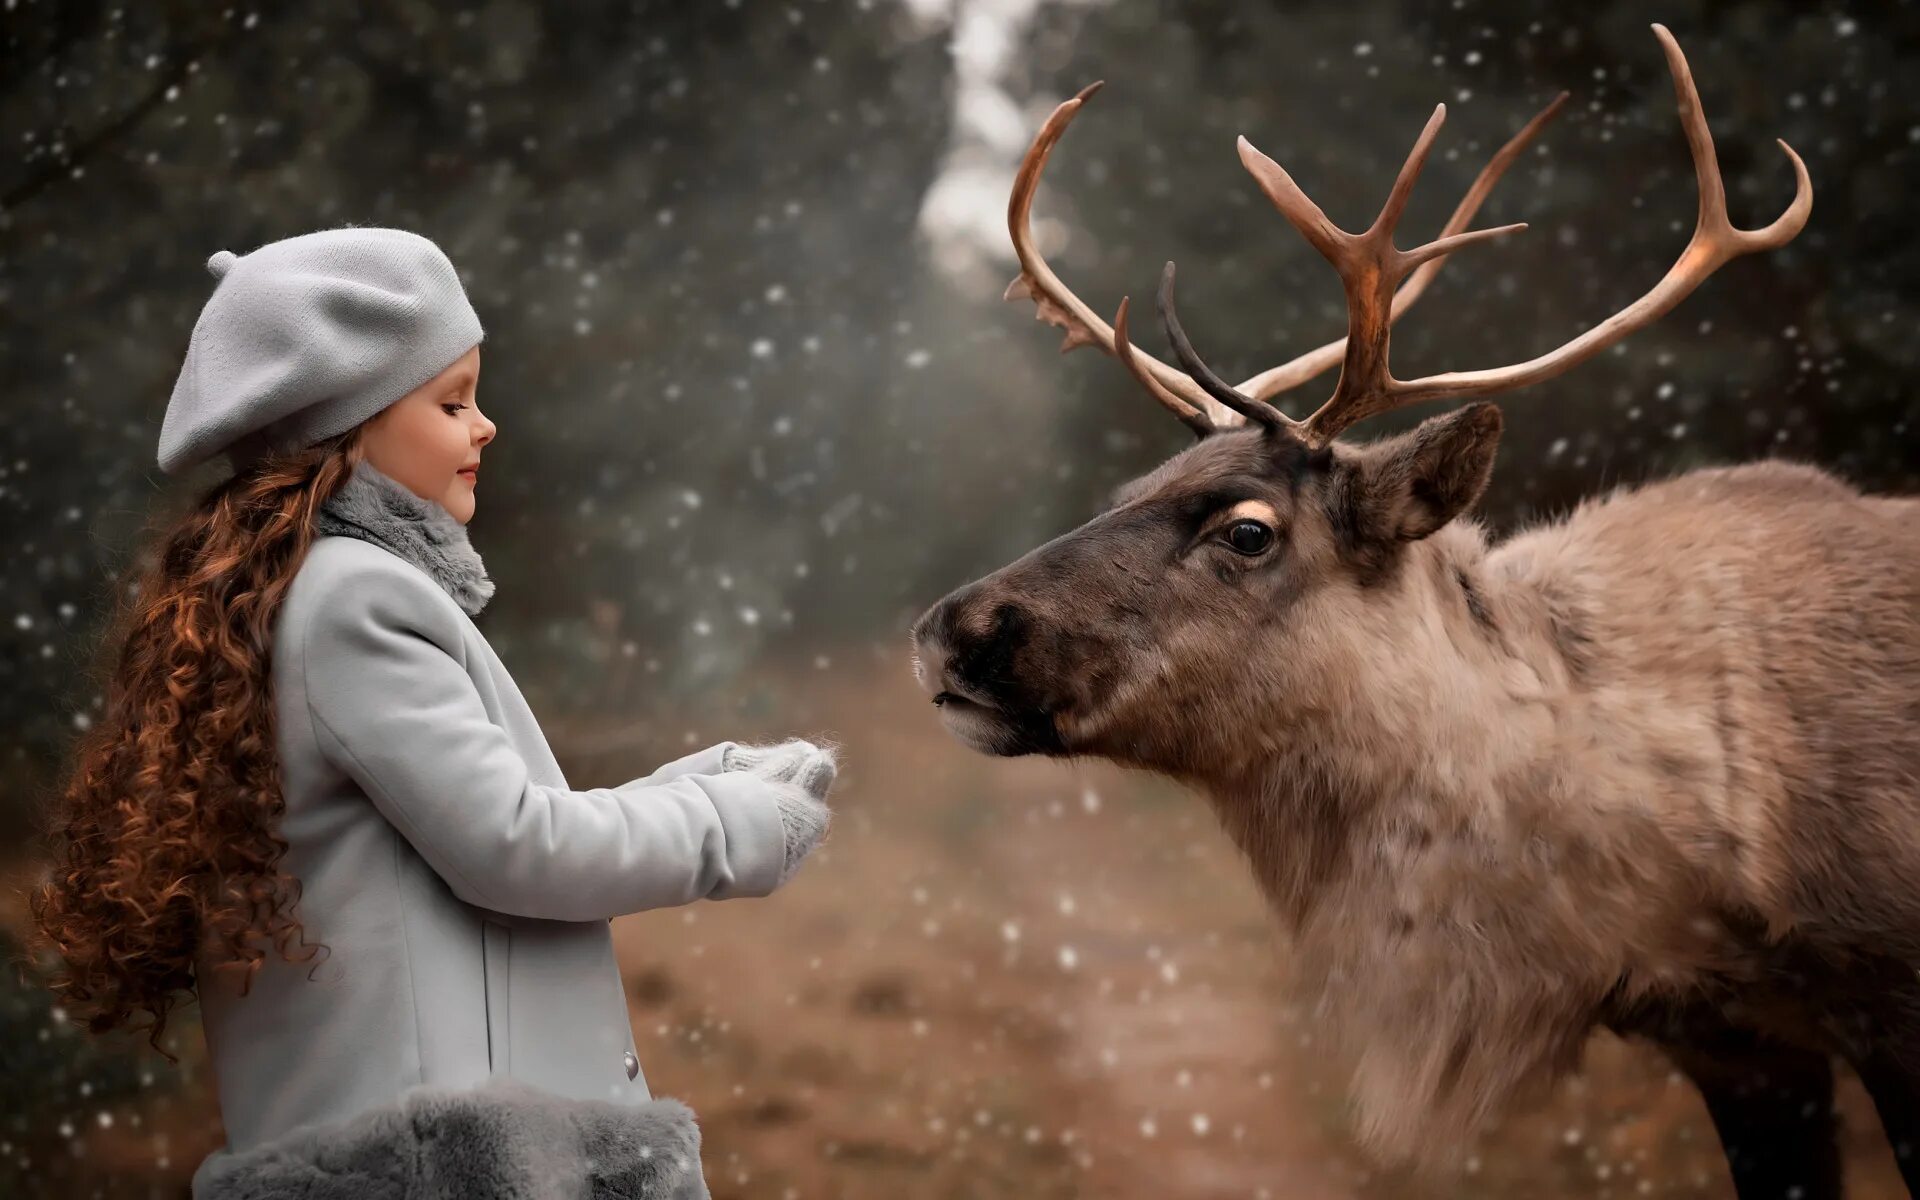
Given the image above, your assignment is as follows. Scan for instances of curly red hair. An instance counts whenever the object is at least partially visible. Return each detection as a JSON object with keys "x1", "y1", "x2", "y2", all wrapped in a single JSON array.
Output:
[{"x1": 26, "y1": 429, "x2": 369, "y2": 1060}]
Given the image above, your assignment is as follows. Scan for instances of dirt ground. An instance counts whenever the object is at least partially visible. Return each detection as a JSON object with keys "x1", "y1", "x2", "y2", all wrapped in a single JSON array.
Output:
[{"x1": 4, "y1": 647, "x2": 1910, "y2": 1198}]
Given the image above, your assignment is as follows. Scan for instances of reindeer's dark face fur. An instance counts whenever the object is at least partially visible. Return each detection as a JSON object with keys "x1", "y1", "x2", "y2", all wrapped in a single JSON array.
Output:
[{"x1": 912, "y1": 403, "x2": 1503, "y2": 781}]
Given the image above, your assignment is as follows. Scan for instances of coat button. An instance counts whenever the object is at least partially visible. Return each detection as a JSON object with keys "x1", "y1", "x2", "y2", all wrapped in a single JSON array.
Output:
[{"x1": 622, "y1": 1050, "x2": 639, "y2": 1080}]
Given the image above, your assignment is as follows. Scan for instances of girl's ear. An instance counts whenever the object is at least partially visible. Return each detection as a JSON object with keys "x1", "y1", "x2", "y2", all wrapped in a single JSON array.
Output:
[{"x1": 1350, "y1": 401, "x2": 1503, "y2": 542}]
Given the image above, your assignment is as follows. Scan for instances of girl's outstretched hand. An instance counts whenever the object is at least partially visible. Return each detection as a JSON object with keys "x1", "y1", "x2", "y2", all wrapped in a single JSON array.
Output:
[{"x1": 721, "y1": 739, "x2": 836, "y2": 884}]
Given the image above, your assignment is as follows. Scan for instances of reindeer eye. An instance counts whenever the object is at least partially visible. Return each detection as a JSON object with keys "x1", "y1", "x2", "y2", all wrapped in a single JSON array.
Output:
[{"x1": 1223, "y1": 519, "x2": 1274, "y2": 556}]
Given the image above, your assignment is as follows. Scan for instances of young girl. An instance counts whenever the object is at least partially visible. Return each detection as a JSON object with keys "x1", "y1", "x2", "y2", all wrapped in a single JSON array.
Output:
[{"x1": 28, "y1": 227, "x2": 837, "y2": 1198}]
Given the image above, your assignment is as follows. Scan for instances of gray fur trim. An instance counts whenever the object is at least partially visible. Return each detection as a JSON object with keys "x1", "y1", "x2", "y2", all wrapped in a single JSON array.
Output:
[
  {"x1": 316, "y1": 460, "x2": 495, "y2": 616},
  {"x1": 191, "y1": 1074, "x2": 710, "y2": 1200}
]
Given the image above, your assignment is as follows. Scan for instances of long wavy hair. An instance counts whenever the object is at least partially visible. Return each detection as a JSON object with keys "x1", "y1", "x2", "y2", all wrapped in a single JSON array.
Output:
[{"x1": 26, "y1": 427, "x2": 368, "y2": 1060}]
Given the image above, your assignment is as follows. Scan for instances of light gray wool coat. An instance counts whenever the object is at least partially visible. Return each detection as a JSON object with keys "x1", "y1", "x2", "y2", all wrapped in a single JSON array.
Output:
[{"x1": 191, "y1": 461, "x2": 799, "y2": 1199}]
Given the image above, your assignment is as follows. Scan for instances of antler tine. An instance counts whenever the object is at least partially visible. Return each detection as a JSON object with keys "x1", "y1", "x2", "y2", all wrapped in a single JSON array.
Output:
[
  {"x1": 1233, "y1": 92, "x2": 1568, "y2": 403},
  {"x1": 1293, "y1": 23, "x2": 1812, "y2": 446},
  {"x1": 1652, "y1": 23, "x2": 1810, "y2": 255},
  {"x1": 1005, "y1": 82, "x2": 1234, "y2": 429},
  {"x1": 1114, "y1": 296, "x2": 1216, "y2": 438},
  {"x1": 1234, "y1": 135, "x2": 1352, "y2": 268},
  {"x1": 1239, "y1": 103, "x2": 1532, "y2": 446},
  {"x1": 1155, "y1": 263, "x2": 1296, "y2": 431},
  {"x1": 1371, "y1": 104, "x2": 1450, "y2": 241}
]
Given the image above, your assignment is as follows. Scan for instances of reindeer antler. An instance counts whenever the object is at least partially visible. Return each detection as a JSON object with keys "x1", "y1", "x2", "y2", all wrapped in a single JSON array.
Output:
[
  {"x1": 1005, "y1": 83, "x2": 1225, "y2": 430},
  {"x1": 1006, "y1": 81, "x2": 1568, "y2": 434},
  {"x1": 1164, "y1": 23, "x2": 1813, "y2": 446}
]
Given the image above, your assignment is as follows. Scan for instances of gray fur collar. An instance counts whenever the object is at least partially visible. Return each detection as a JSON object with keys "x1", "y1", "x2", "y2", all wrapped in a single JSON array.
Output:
[
  {"x1": 190, "y1": 1075, "x2": 711, "y2": 1199},
  {"x1": 317, "y1": 460, "x2": 495, "y2": 616}
]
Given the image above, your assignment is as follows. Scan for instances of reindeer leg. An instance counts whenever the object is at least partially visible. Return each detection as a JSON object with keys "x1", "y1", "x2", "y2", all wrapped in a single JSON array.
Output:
[
  {"x1": 1854, "y1": 1051, "x2": 1920, "y2": 1196},
  {"x1": 1663, "y1": 1035, "x2": 1842, "y2": 1200}
]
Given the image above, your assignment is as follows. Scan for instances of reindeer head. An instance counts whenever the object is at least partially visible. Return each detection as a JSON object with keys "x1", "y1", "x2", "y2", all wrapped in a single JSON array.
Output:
[
  {"x1": 912, "y1": 25, "x2": 1808, "y2": 781},
  {"x1": 911, "y1": 400, "x2": 1506, "y2": 774}
]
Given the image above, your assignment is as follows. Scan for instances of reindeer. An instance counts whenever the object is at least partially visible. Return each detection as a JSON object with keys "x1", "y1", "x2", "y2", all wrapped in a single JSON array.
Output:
[{"x1": 912, "y1": 25, "x2": 1920, "y2": 1200}]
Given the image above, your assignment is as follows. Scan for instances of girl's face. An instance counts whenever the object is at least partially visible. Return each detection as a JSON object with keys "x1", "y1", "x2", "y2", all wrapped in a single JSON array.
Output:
[{"x1": 359, "y1": 345, "x2": 494, "y2": 524}]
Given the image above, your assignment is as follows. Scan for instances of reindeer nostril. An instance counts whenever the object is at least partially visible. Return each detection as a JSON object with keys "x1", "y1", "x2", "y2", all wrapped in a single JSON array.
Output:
[{"x1": 917, "y1": 583, "x2": 1042, "y2": 712}]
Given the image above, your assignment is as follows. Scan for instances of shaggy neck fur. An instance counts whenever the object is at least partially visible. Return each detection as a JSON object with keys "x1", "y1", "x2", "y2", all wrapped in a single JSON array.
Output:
[
  {"x1": 317, "y1": 460, "x2": 495, "y2": 616},
  {"x1": 1191, "y1": 519, "x2": 1749, "y2": 1165}
]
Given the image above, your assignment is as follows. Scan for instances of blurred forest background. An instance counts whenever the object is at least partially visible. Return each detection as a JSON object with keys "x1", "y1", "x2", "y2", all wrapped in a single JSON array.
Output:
[{"x1": 3, "y1": 0, "x2": 1917, "y2": 1196}]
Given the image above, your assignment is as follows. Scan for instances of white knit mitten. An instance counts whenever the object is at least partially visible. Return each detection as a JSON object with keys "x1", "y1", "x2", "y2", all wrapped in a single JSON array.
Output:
[{"x1": 721, "y1": 739, "x2": 836, "y2": 883}]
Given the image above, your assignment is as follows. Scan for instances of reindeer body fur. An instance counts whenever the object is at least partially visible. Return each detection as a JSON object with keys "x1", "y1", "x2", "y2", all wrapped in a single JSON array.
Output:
[
  {"x1": 1187, "y1": 457, "x2": 1920, "y2": 1161},
  {"x1": 923, "y1": 26, "x2": 1903, "y2": 1193}
]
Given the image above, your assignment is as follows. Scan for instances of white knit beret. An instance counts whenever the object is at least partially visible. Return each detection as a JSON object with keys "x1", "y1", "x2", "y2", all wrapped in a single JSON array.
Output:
[{"x1": 158, "y1": 226, "x2": 485, "y2": 475}]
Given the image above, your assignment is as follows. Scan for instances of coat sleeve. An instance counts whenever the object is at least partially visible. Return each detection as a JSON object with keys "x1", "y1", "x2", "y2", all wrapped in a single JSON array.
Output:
[
  {"x1": 631, "y1": 741, "x2": 735, "y2": 786},
  {"x1": 295, "y1": 559, "x2": 789, "y2": 922}
]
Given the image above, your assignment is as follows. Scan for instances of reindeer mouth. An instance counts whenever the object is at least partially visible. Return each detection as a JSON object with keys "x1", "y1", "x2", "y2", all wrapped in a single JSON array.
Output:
[
  {"x1": 929, "y1": 684, "x2": 1067, "y2": 758},
  {"x1": 913, "y1": 617, "x2": 1070, "y2": 758}
]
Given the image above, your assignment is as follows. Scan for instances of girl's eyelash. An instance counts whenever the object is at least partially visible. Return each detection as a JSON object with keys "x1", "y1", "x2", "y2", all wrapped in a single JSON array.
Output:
[{"x1": 443, "y1": 401, "x2": 468, "y2": 412}]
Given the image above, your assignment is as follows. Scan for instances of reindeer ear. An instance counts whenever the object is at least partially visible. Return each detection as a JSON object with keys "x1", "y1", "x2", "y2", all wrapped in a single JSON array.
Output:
[{"x1": 1353, "y1": 402, "x2": 1503, "y2": 541}]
